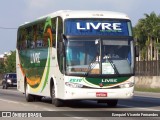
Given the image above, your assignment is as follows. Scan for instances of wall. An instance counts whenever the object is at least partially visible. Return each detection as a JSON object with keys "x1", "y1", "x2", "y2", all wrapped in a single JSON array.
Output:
[{"x1": 135, "y1": 76, "x2": 160, "y2": 88}]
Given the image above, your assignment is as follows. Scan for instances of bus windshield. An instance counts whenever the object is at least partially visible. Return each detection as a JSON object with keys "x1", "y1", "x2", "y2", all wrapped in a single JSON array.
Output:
[{"x1": 65, "y1": 38, "x2": 134, "y2": 76}]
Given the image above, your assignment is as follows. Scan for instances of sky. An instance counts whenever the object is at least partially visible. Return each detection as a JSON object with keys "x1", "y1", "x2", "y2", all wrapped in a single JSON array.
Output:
[{"x1": 0, "y1": 0, "x2": 160, "y2": 55}]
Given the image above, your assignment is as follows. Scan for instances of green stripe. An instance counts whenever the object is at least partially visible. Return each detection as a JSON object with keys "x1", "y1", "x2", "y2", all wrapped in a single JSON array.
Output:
[
  {"x1": 41, "y1": 38, "x2": 51, "y2": 92},
  {"x1": 41, "y1": 17, "x2": 52, "y2": 92},
  {"x1": 85, "y1": 77, "x2": 130, "y2": 87}
]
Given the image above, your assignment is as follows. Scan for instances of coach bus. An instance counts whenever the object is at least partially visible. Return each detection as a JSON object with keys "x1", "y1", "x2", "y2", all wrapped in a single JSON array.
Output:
[{"x1": 16, "y1": 10, "x2": 135, "y2": 107}]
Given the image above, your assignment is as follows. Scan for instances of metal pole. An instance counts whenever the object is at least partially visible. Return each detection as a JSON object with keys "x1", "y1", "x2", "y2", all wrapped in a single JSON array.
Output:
[{"x1": 99, "y1": 38, "x2": 102, "y2": 75}]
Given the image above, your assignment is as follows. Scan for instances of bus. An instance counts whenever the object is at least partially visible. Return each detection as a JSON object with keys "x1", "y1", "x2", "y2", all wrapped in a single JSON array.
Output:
[{"x1": 16, "y1": 10, "x2": 135, "y2": 107}]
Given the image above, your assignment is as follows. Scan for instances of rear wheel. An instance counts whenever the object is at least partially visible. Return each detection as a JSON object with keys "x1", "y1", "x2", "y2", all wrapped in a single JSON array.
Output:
[
  {"x1": 51, "y1": 84, "x2": 63, "y2": 107},
  {"x1": 25, "y1": 82, "x2": 34, "y2": 102},
  {"x1": 35, "y1": 96, "x2": 42, "y2": 101},
  {"x1": 106, "y1": 99, "x2": 118, "y2": 107}
]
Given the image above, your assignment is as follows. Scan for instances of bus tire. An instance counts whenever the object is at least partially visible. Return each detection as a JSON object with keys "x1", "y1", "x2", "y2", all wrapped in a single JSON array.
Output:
[
  {"x1": 25, "y1": 82, "x2": 34, "y2": 102},
  {"x1": 51, "y1": 84, "x2": 63, "y2": 107},
  {"x1": 35, "y1": 96, "x2": 42, "y2": 101},
  {"x1": 106, "y1": 99, "x2": 118, "y2": 107}
]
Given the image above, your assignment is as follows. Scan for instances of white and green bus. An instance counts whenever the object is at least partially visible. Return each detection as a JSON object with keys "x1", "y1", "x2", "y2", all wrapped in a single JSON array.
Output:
[{"x1": 16, "y1": 10, "x2": 135, "y2": 107}]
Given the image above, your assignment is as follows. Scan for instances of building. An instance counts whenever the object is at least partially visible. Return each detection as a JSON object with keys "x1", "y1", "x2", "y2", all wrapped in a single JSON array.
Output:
[{"x1": 0, "y1": 54, "x2": 4, "y2": 62}]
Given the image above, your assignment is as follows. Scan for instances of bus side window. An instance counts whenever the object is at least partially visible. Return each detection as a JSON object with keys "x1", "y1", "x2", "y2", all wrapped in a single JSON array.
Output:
[
  {"x1": 52, "y1": 18, "x2": 56, "y2": 48},
  {"x1": 26, "y1": 27, "x2": 35, "y2": 49},
  {"x1": 18, "y1": 28, "x2": 27, "y2": 50},
  {"x1": 57, "y1": 17, "x2": 64, "y2": 73},
  {"x1": 37, "y1": 22, "x2": 46, "y2": 48}
]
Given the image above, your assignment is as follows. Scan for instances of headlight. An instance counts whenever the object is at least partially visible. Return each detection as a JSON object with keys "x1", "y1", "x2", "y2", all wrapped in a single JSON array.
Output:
[
  {"x1": 65, "y1": 82, "x2": 83, "y2": 88},
  {"x1": 7, "y1": 79, "x2": 11, "y2": 83},
  {"x1": 119, "y1": 82, "x2": 134, "y2": 88}
]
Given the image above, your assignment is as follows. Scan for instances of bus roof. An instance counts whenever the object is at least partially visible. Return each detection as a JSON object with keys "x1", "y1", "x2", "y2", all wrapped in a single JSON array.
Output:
[
  {"x1": 38, "y1": 10, "x2": 130, "y2": 20},
  {"x1": 20, "y1": 10, "x2": 130, "y2": 27}
]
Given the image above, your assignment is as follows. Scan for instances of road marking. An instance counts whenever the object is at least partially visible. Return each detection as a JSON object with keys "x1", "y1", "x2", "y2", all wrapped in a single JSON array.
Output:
[
  {"x1": 0, "y1": 98, "x2": 19, "y2": 104},
  {"x1": 0, "y1": 98, "x2": 55, "y2": 111},
  {"x1": 0, "y1": 98, "x2": 33, "y2": 107},
  {"x1": 63, "y1": 114, "x2": 88, "y2": 120},
  {"x1": 2, "y1": 89, "x2": 19, "y2": 92},
  {"x1": 0, "y1": 89, "x2": 21, "y2": 94},
  {"x1": 42, "y1": 107, "x2": 55, "y2": 111},
  {"x1": 119, "y1": 104, "x2": 160, "y2": 111}
]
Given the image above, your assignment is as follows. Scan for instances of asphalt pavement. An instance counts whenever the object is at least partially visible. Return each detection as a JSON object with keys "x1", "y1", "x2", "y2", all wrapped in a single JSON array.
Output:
[{"x1": 0, "y1": 86, "x2": 159, "y2": 120}]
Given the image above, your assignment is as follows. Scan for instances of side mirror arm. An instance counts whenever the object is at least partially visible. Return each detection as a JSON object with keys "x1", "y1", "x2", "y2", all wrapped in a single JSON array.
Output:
[{"x1": 135, "y1": 45, "x2": 139, "y2": 57}]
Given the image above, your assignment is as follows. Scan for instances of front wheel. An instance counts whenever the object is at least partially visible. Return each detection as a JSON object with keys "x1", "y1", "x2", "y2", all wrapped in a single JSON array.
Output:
[
  {"x1": 106, "y1": 99, "x2": 118, "y2": 107},
  {"x1": 51, "y1": 84, "x2": 63, "y2": 107}
]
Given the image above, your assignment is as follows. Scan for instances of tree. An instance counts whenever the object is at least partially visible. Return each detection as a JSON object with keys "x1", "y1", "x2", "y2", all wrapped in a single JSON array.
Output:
[
  {"x1": 4, "y1": 51, "x2": 16, "y2": 73},
  {"x1": 0, "y1": 60, "x2": 5, "y2": 73},
  {"x1": 134, "y1": 19, "x2": 147, "y2": 60},
  {"x1": 134, "y1": 12, "x2": 160, "y2": 61}
]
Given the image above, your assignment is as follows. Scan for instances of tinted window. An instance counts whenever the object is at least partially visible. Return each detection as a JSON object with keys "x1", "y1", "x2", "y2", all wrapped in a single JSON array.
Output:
[
  {"x1": 17, "y1": 20, "x2": 53, "y2": 50},
  {"x1": 8, "y1": 74, "x2": 17, "y2": 78},
  {"x1": 57, "y1": 17, "x2": 63, "y2": 73},
  {"x1": 52, "y1": 18, "x2": 56, "y2": 47},
  {"x1": 17, "y1": 28, "x2": 27, "y2": 50}
]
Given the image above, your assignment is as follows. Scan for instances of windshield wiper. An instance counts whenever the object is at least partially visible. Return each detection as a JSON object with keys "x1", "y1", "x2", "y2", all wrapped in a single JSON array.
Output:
[
  {"x1": 106, "y1": 57, "x2": 119, "y2": 75},
  {"x1": 85, "y1": 55, "x2": 98, "y2": 76}
]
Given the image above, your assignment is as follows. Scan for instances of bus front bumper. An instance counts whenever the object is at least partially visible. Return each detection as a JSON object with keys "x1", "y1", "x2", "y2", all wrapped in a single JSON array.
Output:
[{"x1": 63, "y1": 87, "x2": 134, "y2": 100}]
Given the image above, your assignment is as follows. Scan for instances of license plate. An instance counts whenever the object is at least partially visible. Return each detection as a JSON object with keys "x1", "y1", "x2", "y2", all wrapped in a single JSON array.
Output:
[
  {"x1": 96, "y1": 92, "x2": 107, "y2": 97},
  {"x1": 13, "y1": 83, "x2": 17, "y2": 85}
]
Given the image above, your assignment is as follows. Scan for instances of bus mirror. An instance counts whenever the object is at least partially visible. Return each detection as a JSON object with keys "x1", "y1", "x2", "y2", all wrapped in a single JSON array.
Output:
[
  {"x1": 61, "y1": 34, "x2": 67, "y2": 42},
  {"x1": 59, "y1": 42, "x2": 64, "y2": 54},
  {"x1": 135, "y1": 46, "x2": 139, "y2": 57}
]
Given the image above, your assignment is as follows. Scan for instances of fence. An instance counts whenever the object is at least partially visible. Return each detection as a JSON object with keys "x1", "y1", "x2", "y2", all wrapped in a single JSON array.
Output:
[{"x1": 135, "y1": 60, "x2": 160, "y2": 76}]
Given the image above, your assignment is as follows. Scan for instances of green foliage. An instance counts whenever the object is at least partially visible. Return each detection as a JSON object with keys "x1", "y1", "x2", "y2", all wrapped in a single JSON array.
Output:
[
  {"x1": 133, "y1": 12, "x2": 160, "y2": 60},
  {"x1": 4, "y1": 51, "x2": 16, "y2": 73},
  {"x1": 0, "y1": 60, "x2": 5, "y2": 73},
  {"x1": 155, "y1": 42, "x2": 160, "y2": 54}
]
